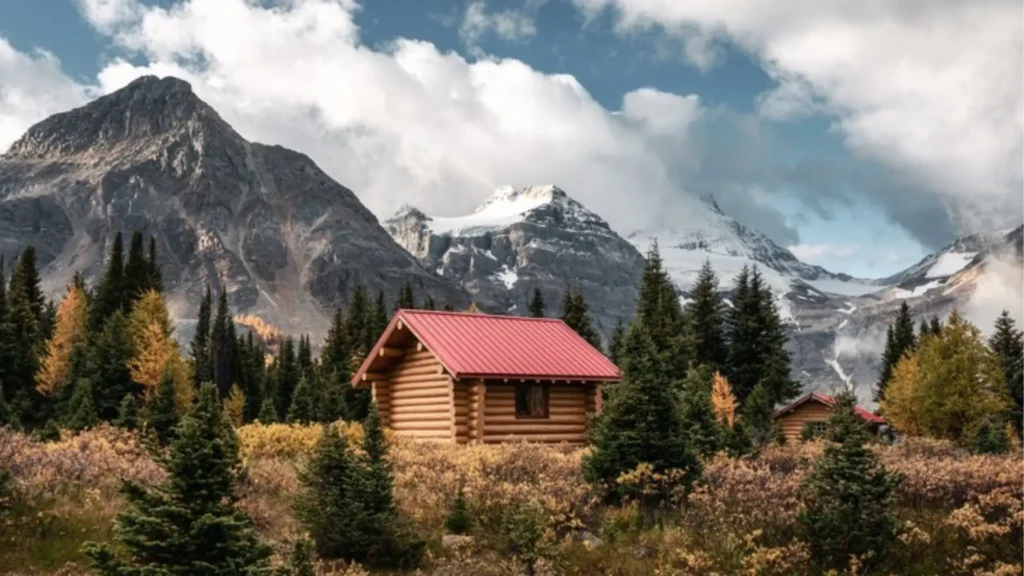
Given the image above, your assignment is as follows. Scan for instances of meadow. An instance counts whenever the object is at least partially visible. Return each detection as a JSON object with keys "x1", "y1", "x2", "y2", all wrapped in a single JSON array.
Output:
[{"x1": 1, "y1": 423, "x2": 1020, "y2": 576}]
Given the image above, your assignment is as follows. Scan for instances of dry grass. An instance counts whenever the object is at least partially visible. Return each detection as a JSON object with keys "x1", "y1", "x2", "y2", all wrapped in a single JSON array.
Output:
[{"x1": 1, "y1": 424, "x2": 1020, "y2": 575}]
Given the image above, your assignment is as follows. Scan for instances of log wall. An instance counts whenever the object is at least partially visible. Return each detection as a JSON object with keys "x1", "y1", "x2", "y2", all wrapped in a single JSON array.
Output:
[
  {"x1": 380, "y1": 345, "x2": 453, "y2": 442},
  {"x1": 482, "y1": 382, "x2": 588, "y2": 444},
  {"x1": 776, "y1": 401, "x2": 833, "y2": 443}
]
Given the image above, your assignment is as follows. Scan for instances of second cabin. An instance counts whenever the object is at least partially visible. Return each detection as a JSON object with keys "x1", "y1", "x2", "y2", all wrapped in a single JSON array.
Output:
[{"x1": 350, "y1": 309, "x2": 620, "y2": 444}]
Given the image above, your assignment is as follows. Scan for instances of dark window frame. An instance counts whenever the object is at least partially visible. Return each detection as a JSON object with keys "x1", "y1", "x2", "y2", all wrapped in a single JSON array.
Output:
[{"x1": 514, "y1": 382, "x2": 550, "y2": 419}]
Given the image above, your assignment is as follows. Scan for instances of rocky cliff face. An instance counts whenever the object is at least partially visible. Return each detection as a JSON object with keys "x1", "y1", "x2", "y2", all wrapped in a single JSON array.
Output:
[
  {"x1": 385, "y1": 185, "x2": 645, "y2": 338},
  {"x1": 0, "y1": 75, "x2": 470, "y2": 336}
]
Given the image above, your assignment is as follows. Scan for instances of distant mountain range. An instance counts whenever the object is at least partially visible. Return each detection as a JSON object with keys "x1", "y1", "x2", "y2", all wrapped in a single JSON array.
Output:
[{"x1": 1, "y1": 75, "x2": 1020, "y2": 404}]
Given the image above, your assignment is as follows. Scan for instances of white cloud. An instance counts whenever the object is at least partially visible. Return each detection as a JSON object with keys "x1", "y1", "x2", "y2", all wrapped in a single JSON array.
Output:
[
  {"x1": 460, "y1": 1, "x2": 537, "y2": 55},
  {"x1": 0, "y1": 39, "x2": 90, "y2": 152},
  {"x1": 788, "y1": 242, "x2": 858, "y2": 263},
  {"x1": 45, "y1": 0, "x2": 707, "y2": 235},
  {"x1": 573, "y1": 0, "x2": 1024, "y2": 234},
  {"x1": 964, "y1": 252, "x2": 1024, "y2": 335}
]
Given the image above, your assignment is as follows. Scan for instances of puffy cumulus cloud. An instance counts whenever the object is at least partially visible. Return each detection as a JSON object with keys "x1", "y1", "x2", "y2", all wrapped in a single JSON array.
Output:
[
  {"x1": 60, "y1": 0, "x2": 725, "y2": 234},
  {"x1": 460, "y1": 0, "x2": 538, "y2": 54},
  {"x1": 963, "y1": 253, "x2": 1024, "y2": 336},
  {"x1": 0, "y1": 39, "x2": 90, "y2": 152},
  {"x1": 574, "y1": 0, "x2": 1024, "y2": 240}
]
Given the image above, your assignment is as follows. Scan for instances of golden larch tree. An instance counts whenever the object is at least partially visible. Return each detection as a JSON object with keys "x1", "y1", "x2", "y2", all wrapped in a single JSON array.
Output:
[
  {"x1": 711, "y1": 370, "x2": 738, "y2": 429},
  {"x1": 127, "y1": 289, "x2": 191, "y2": 406},
  {"x1": 36, "y1": 284, "x2": 89, "y2": 396}
]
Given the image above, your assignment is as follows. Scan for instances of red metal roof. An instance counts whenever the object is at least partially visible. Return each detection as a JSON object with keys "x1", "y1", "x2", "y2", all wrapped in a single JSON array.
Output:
[
  {"x1": 772, "y1": 391, "x2": 886, "y2": 424},
  {"x1": 351, "y1": 310, "x2": 620, "y2": 384}
]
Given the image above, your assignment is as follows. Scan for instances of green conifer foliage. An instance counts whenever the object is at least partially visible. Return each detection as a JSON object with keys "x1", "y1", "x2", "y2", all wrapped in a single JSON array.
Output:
[
  {"x1": 607, "y1": 319, "x2": 626, "y2": 368},
  {"x1": 288, "y1": 377, "x2": 317, "y2": 424},
  {"x1": 211, "y1": 285, "x2": 236, "y2": 397},
  {"x1": 257, "y1": 397, "x2": 278, "y2": 423},
  {"x1": 286, "y1": 540, "x2": 316, "y2": 576},
  {"x1": 685, "y1": 260, "x2": 728, "y2": 372},
  {"x1": 422, "y1": 295, "x2": 436, "y2": 310},
  {"x1": 677, "y1": 364, "x2": 722, "y2": 458},
  {"x1": 445, "y1": 486, "x2": 471, "y2": 535},
  {"x1": 346, "y1": 285, "x2": 369, "y2": 355},
  {"x1": 635, "y1": 243, "x2": 689, "y2": 379},
  {"x1": 83, "y1": 383, "x2": 273, "y2": 574},
  {"x1": 297, "y1": 335, "x2": 313, "y2": 379},
  {"x1": 123, "y1": 231, "x2": 149, "y2": 307},
  {"x1": 741, "y1": 382, "x2": 776, "y2": 448},
  {"x1": 90, "y1": 311, "x2": 138, "y2": 421},
  {"x1": 371, "y1": 290, "x2": 389, "y2": 345},
  {"x1": 989, "y1": 310, "x2": 1023, "y2": 438},
  {"x1": 64, "y1": 379, "x2": 98, "y2": 432},
  {"x1": 876, "y1": 301, "x2": 917, "y2": 402},
  {"x1": 90, "y1": 233, "x2": 125, "y2": 330},
  {"x1": 528, "y1": 287, "x2": 546, "y2": 318},
  {"x1": 799, "y1": 392, "x2": 902, "y2": 572},
  {"x1": 115, "y1": 393, "x2": 140, "y2": 430},
  {"x1": 397, "y1": 282, "x2": 415, "y2": 310},
  {"x1": 144, "y1": 370, "x2": 180, "y2": 446},
  {"x1": 191, "y1": 285, "x2": 214, "y2": 389},
  {"x1": 583, "y1": 322, "x2": 700, "y2": 503},
  {"x1": 3, "y1": 247, "x2": 45, "y2": 427},
  {"x1": 560, "y1": 286, "x2": 602, "y2": 349},
  {"x1": 275, "y1": 337, "x2": 300, "y2": 417},
  {"x1": 147, "y1": 237, "x2": 163, "y2": 293}
]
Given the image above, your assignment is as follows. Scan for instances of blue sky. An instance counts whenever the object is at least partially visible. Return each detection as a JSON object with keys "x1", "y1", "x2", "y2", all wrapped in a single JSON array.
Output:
[{"x1": 1, "y1": 0, "x2": 1020, "y2": 277}]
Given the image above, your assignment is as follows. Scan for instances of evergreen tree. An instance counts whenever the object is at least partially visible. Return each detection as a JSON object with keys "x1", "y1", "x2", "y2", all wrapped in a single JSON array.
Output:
[
  {"x1": 989, "y1": 310, "x2": 1023, "y2": 438},
  {"x1": 275, "y1": 338, "x2": 300, "y2": 417},
  {"x1": 396, "y1": 282, "x2": 415, "y2": 310},
  {"x1": 799, "y1": 392, "x2": 901, "y2": 572},
  {"x1": 422, "y1": 295, "x2": 436, "y2": 310},
  {"x1": 583, "y1": 322, "x2": 700, "y2": 503},
  {"x1": 146, "y1": 237, "x2": 163, "y2": 293},
  {"x1": 607, "y1": 319, "x2": 626, "y2": 367},
  {"x1": 257, "y1": 397, "x2": 278, "y2": 423},
  {"x1": 445, "y1": 485, "x2": 471, "y2": 535},
  {"x1": 295, "y1": 423, "x2": 359, "y2": 558},
  {"x1": 322, "y1": 309, "x2": 350, "y2": 380},
  {"x1": 115, "y1": 393, "x2": 140, "y2": 430},
  {"x1": 144, "y1": 370, "x2": 180, "y2": 446},
  {"x1": 928, "y1": 316, "x2": 942, "y2": 336},
  {"x1": 191, "y1": 285, "x2": 214, "y2": 389},
  {"x1": 211, "y1": 285, "x2": 236, "y2": 397},
  {"x1": 726, "y1": 266, "x2": 796, "y2": 404},
  {"x1": 876, "y1": 301, "x2": 916, "y2": 402},
  {"x1": 298, "y1": 335, "x2": 313, "y2": 379},
  {"x1": 970, "y1": 416, "x2": 1010, "y2": 455},
  {"x1": 287, "y1": 377, "x2": 317, "y2": 423},
  {"x1": 0, "y1": 255, "x2": 8, "y2": 396},
  {"x1": 9, "y1": 245, "x2": 44, "y2": 322},
  {"x1": 286, "y1": 540, "x2": 316, "y2": 576},
  {"x1": 741, "y1": 382, "x2": 776, "y2": 448},
  {"x1": 83, "y1": 383, "x2": 273, "y2": 574},
  {"x1": 635, "y1": 243, "x2": 688, "y2": 378},
  {"x1": 528, "y1": 288, "x2": 545, "y2": 318},
  {"x1": 123, "y1": 231, "x2": 149, "y2": 306},
  {"x1": 346, "y1": 285, "x2": 369, "y2": 356},
  {"x1": 918, "y1": 318, "x2": 930, "y2": 342},
  {"x1": 319, "y1": 369, "x2": 349, "y2": 423},
  {"x1": 677, "y1": 364, "x2": 723, "y2": 458},
  {"x1": 64, "y1": 379, "x2": 98, "y2": 432},
  {"x1": 89, "y1": 311, "x2": 138, "y2": 421},
  {"x1": 90, "y1": 233, "x2": 125, "y2": 330},
  {"x1": 4, "y1": 247, "x2": 45, "y2": 427},
  {"x1": 442, "y1": 303, "x2": 454, "y2": 311},
  {"x1": 0, "y1": 382, "x2": 8, "y2": 427},
  {"x1": 560, "y1": 286, "x2": 602, "y2": 349},
  {"x1": 371, "y1": 290, "x2": 389, "y2": 345},
  {"x1": 685, "y1": 260, "x2": 728, "y2": 372}
]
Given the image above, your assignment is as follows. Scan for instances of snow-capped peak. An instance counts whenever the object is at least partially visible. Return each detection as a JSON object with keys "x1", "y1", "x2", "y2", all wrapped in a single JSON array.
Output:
[{"x1": 474, "y1": 184, "x2": 565, "y2": 214}]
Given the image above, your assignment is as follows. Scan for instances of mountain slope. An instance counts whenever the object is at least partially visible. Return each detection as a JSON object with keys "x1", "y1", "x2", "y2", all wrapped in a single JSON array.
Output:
[
  {"x1": 0, "y1": 75, "x2": 470, "y2": 336},
  {"x1": 385, "y1": 185, "x2": 645, "y2": 337}
]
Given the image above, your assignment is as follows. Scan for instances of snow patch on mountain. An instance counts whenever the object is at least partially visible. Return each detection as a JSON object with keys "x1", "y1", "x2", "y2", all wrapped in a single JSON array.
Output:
[{"x1": 926, "y1": 252, "x2": 977, "y2": 278}]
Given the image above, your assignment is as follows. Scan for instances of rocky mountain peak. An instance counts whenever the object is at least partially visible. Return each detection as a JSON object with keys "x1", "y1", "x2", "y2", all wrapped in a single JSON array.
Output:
[{"x1": 4, "y1": 75, "x2": 234, "y2": 159}]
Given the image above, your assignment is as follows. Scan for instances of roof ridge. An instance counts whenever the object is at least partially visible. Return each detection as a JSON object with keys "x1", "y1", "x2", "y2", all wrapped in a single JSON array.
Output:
[{"x1": 398, "y1": 309, "x2": 566, "y2": 322}]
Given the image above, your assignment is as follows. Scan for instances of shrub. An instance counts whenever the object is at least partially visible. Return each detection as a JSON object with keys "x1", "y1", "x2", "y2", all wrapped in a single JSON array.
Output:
[{"x1": 445, "y1": 485, "x2": 471, "y2": 535}]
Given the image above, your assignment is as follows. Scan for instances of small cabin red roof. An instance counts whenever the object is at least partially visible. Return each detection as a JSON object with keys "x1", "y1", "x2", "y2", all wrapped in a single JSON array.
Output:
[
  {"x1": 773, "y1": 391, "x2": 885, "y2": 424},
  {"x1": 351, "y1": 309, "x2": 621, "y2": 384}
]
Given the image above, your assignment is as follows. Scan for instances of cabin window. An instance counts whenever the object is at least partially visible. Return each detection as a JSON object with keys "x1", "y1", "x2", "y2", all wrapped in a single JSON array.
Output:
[
  {"x1": 515, "y1": 383, "x2": 549, "y2": 418},
  {"x1": 801, "y1": 420, "x2": 828, "y2": 441}
]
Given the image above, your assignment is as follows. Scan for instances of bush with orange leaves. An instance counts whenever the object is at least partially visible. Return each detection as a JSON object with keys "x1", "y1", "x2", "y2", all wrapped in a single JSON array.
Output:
[{"x1": 1, "y1": 423, "x2": 1021, "y2": 575}]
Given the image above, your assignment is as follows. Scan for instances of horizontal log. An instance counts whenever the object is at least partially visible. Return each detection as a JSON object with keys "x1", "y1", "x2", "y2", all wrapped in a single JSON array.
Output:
[
  {"x1": 390, "y1": 364, "x2": 445, "y2": 378},
  {"x1": 399, "y1": 356, "x2": 440, "y2": 369},
  {"x1": 390, "y1": 420, "x2": 452, "y2": 431},
  {"x1": 483, "y1": 433, "x2": 585, "y2": 443},
  {"x1": 390, "y1": 380, "x2": 449, "y2": 392},
  {"x1": 390, "y1": 415, "x2": 452, "y2": 426},
  {"x1": 393, "y1": 429, "x2": 452, "y2": 439},
  {"x1": 390, "y1": 387, "x2": 449, "y2": 401},
  {"x1": 379, "y1": 347, "x2": 404, "y2": 359},
  {"x1": 484, "y1": 424, "x2": 586, "y2": 435},
  {"x1": 361, "y1": 372, "x2": 387, "y2": 382},
  {"x1": 390, "y1": 401, "x2": 451, "y2": 414},
  {"x1": 455, "y1": 425, "x2": 469, "y2": 436},
  {"x1": 484, "y1": 415, "x2": 587, "y2": 425},
  {"x1": 484, "y1": 406, "x2": 584, "y2": 416},
  {"x1": 390, "y1": 373, "x2": 451, "y2": 385}
]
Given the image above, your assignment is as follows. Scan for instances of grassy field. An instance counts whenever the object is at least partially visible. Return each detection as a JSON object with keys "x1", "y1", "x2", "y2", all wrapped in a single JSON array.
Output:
[{"x1": 1, "y1": 423, "x2": 1021, "y2": 575}]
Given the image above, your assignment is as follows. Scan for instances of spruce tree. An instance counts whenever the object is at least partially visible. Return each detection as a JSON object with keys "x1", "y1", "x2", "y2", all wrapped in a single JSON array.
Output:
[
  {"x1": 89, "y1": 311, "x2": 138, "y2": 421},
  {"x1": 297, "y1": 335, "x2": 313, "y2": 379},
  {"x1": 677, "y1": 364, "x2": 723, "y2": 458},
  {"x1": 275, "y1": 337, "x2": 300, "y2": 417},
  {"x1": 970, "y1": 416, "x2": 1010, "y2": 455},
  {"x1": 288, "y1": 377, "x2": 317, "y2": 424},
  {"x1": 989, "y1": 310, "x2": 1023, "y2": 438},
  {"x1": 146, "y1": 237, "x2": 163, "y2": 293},
  {"x1": 321, "y1": 308, "x2": 350, "y2": 381},
  {"x1": 191, "y1": 285, "x2": 213, "y2": 389},
  {"x1": 560, "y1": 286, "x2": 601, "y2": 349},
  {"x1": 445, "y1": 485, "x2": 471, "y2": 535},
  {"x1": 607, "y1": 319, "x2": 626, "y2": 367},
  {"x1": 211, "y1": 285, "x2": 236, "y2": 397},
  {"x1": 144, "y1": 370, "x2": 180, "y2": 446},
  {"x1": 528, "y1": 287, "x2": 545, "y2": 318},
  {"x1": 636, "y1": 243, "x2": 688, "y2": 379},
  {"x1": 4, "y1": 247, "x2": 45, "y2": 427},
  {"x1": 396, "y1": 282, "x2": 415, "y2": 310},
  {"x1": 686, "y1": 260, "x2": 728, "y2": 372},
  {"x1": 64, "y1": 379, "x2": 99, "y2": 432},
  {"x1": 286, "y1": 540, "x2": 316, "y2": 576},
  {"x1": 90, "y1": 233, "x2": 125, "y2": 330},
  {"x1": 422, "y1": 295, "x2": 436, "y2": 310},
  {"x1": 741, "y1": 382, "x2": 776, "y2": 448},
  {"x1": 799, "y1": 392, "x2": 901, "y2": 572},
  {"x1": 876, "y1": 302, "x2": 916, "y2": 402},
  {"x1": 346, "y1": 285, "x2": 369, "y2": 356},
  {"x1": 257, "y1": 397, "x2": 278, "y2": 423},
  {"x1": 583, "y1": 322, "x2": 700, "y2": 503},
  {"x1": 84, "y1": 383, "x2": 273, "y2": 574},
  {"x1": 371, "y1": 290, "x2": 389, "y2": 345},
  {"x1": 296, "y1": 423, "x2": 359, "y2": 558},
  {"x1": 929, "y1": 316, "x2": 942, "y2": 336},
  {"x1": 115, "y1": 393, "x2": 140, "y2": 430},
  {"x1": 123, "y1": 231, "x2": 149, "y2": 307}
]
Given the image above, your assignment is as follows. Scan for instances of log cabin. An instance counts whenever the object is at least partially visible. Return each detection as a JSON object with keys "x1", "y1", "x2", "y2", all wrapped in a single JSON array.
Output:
[
  {"x1": 350, "y1": 309, "x2": 620, "y2": 444},
  {"x1": 772, "y1": 392, "x2": 886, "y2": 442}
]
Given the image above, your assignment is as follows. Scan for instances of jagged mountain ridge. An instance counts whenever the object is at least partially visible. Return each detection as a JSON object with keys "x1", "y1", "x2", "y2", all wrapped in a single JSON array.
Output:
[
  {"x1": 0, "y1": 75, "x2": 471, "y2": 336},
  {"x1": 385, "y1": 185, "x2": 645, "y2": 336}
]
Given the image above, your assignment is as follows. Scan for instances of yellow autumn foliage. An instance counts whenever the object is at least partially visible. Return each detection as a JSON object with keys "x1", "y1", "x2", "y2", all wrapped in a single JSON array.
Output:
[
  {"x1": 127, "y1": 290, "x2": 190, "y2": 405},
  {"x1": 128, "y1": 290, "x2": 174, "y2": 342},
  {"x1": 35, "y1": 284, "x2": 89, "y2": 396},
  {"x1": 224, "y1": 384, "x2": 246, "y2": 428},
  {"x1": 711, "y1": 370, "x2": 737, "y2": 429},
  {"x1": 236, "y1": 421, "x2": 365, "y2": 460}
]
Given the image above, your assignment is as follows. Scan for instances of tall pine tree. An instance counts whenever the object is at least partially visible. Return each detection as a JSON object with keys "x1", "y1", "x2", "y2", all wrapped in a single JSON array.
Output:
[
  {"x1": 989, "y1": 310, "x2": 1023, "y2": 438},
  {"x1": 211, "y1": 285, "x2": 236, "y2": 397},
  {"x1": 528, "y1": 287, "x2": 545, "y2": 318},
  {"x1": 123, "y1": 231, "x2": 149, "y2": 307},
  {"x1": 146, "y1": 237, "x2": 163, "y2": 293},
  {"x1": 90, "y1": 233, "x2": 125, "y2": 330},
  {"x1": 685, "y1": 260, "x2": 728, "y2": 372},
  {"x1": 636, "y1": 242, "x2": 688, "y2": 379},
  {"x1": 876, "y1": 301, "x2": 916, "y2": 402},
  {"x1": 4, "y1": 247, "x2": 46, "y2": 427},
  {"x1": 190, "y1": 284, "x2": 214, "y2": 388},
  {"x1": 89, "y1": 311, "x2": 138, "y2": 421},
  {"x1": 396, "y1": 282, "x2": 415, "y2": 310},
  {"x1": 560, "y1": 286, "x2": 602, "y2": 349}
]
